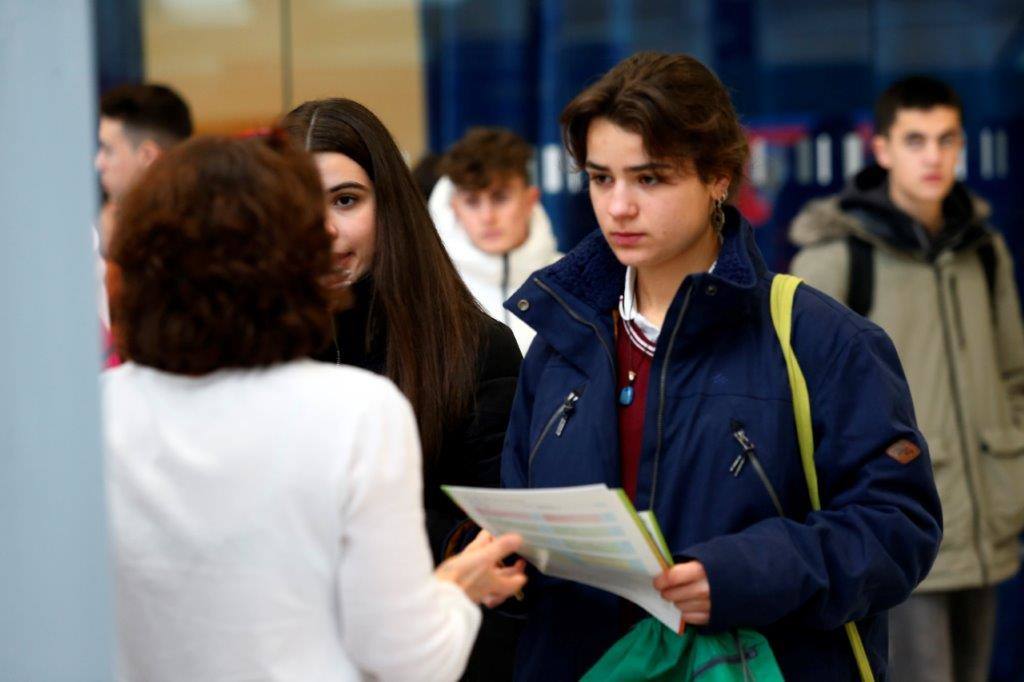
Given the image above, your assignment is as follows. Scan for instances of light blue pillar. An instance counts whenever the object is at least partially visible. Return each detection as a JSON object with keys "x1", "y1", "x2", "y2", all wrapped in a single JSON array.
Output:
[{"x1": 0, "y1": 1, "x2": 115, "y2": 679}]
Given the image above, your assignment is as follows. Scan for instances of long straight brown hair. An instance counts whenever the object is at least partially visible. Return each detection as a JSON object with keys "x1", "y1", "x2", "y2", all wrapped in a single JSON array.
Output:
[{"x1": 283, "y1": 99, "x2": 487, "y2": 464}]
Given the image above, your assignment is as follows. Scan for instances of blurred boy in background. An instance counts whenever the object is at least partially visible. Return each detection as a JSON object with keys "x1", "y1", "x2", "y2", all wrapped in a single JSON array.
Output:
[
  {"x1": 94, "y1": 83, "x2": 192, "y2": 366},
  {"x1": 790, "y1": 76, "x2": 1024, "y2": 682},
  {"x1": 429, "y1": 127, "x2": 560, "y2": 354}
]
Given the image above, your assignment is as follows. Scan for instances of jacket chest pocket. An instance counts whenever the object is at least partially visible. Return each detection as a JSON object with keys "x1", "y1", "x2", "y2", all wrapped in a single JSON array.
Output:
[
  {"x1": 978, "y1": 426, "x2": 1024, "y2": 542},
  {"x1": 727, "y1": 420, "x2": 787, "y2": 517},
  {"x1": 657, "y1": 402, "x2": 804, "y2": 544},
  {"x1": 527, "y1": 384, "x2": 589, "y2": 487},
  {"x1": 708, "y1": 398, "x2": 810, "y2": 520}
]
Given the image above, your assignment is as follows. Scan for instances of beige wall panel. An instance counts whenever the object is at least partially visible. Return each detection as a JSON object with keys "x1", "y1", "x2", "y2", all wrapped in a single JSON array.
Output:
[
  {"x1": 291, "y1": 1, "x2": 427, "y2": 159},
  {"x1": 143, "y1": 0, "x2": 284, "y2": 134}
]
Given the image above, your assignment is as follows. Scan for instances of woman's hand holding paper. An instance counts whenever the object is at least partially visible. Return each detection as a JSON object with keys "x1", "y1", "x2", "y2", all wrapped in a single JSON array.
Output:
[{"x1": 435, "y1": 531, "x2": 527, "y2": 608}]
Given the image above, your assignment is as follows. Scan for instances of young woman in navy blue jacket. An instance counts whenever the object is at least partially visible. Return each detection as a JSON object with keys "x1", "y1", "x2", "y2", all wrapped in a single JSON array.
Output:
[{"x1": 500, "y1": 51, "x2": 943, "y2": 681}]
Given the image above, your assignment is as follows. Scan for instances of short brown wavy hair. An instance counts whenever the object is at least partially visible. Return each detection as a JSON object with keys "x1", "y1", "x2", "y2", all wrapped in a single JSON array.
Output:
[
  {"x1": 440, "y1": 127, "x2": 533, "y2": 191},
  {"x1": 561, "y1": 51, "x2": 749, "y2": 198},
  {"x1": 108, "y1": 134, "x2": 332, "y2": 374}
]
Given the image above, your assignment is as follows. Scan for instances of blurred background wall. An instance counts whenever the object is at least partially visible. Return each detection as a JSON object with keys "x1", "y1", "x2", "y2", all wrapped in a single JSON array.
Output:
[
  {"x1": 94, "y1": 5, "x2": 1024, "y2": 677},
  {"x1": 100, "y1": 0, "x2": 1024, "y2": 288},
  {"x1": 423, "y1": 0, "x2": 1024, "y2": 283},
  {"x1": 99, "y1": 0, "x2": 428, "y2": 156}
]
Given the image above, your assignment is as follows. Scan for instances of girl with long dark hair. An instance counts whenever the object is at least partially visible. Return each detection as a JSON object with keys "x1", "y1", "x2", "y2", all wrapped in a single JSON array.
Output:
[{"x1": 283, "y1": 99, "x2": 523, "y2": 680}]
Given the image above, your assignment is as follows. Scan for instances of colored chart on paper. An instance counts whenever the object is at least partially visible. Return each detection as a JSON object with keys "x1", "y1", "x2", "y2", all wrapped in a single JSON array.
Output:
[{"x1": 443, "y1": 483, "x2": 682, "y2": 632}]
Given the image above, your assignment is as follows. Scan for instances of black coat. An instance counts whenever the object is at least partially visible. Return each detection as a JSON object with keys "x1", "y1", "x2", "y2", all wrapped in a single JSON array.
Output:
[{"x1": 312, "y1": 276, "x2": 523, "y2": 681}]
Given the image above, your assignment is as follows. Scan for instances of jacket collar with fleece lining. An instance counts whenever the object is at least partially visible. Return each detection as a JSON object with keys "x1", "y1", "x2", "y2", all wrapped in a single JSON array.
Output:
[{"x1": 505, "y1": 207, "x2": 766, "y2": 369}]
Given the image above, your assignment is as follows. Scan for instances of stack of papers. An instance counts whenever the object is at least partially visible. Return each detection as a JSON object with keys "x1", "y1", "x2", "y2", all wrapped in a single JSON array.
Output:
[{"x1": 443, "y1": 484, "x2": 682, "y2": 632}]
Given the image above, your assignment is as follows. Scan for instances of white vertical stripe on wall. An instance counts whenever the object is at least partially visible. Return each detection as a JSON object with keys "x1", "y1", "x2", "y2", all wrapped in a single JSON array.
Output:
[
  {"x1": 842, "y1": 133, "x2": 863, "y2": 179},
  {"x1": 815, "y1": 133, "x2": 832, "y2": 186},
  {"x1": 750, "y1": 137, "x2": 768, "y2": 187},
  {"x1": 542, "y1": 143, "x2": 564, "y2": 194},
  {"x1": 980, "y1": 128, "x2": 994, "y2": 180}
]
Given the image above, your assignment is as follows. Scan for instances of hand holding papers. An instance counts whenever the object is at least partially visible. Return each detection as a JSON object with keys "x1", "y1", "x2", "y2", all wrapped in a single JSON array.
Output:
[
  {"x1": 443, "y1": 484, "x2": 683, "y2": 632},
  {"x1": 433, "y1": 531, "x2": 527, "y2": 607}
]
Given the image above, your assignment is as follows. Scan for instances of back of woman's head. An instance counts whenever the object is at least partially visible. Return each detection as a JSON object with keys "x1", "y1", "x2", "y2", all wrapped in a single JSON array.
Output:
[
  {"x1": 109, "y1": 134, "x2": 332, "y2": 374},
  {"x1": 282, "y1": 99, "x2": 485, "y2": 462},
  {"x1": 562, "y1": 51, "x2": 749, "y2": 198}
]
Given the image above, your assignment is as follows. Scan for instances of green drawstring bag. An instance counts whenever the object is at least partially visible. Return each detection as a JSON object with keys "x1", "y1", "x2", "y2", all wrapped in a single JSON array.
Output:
[{"x1": 581, "y1": 618, "x2": 782, "y2": 682}]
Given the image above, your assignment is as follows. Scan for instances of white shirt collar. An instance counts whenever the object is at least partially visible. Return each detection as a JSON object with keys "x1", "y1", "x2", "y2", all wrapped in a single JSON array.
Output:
[{"x1": 619, "y1": 261, "x2": 717, "y2": 343}]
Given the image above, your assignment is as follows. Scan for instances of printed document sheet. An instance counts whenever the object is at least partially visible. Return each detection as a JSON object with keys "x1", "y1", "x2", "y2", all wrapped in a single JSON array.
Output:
[{"x1": 443, "y1": 484, "x2": 682, "y2": 631}]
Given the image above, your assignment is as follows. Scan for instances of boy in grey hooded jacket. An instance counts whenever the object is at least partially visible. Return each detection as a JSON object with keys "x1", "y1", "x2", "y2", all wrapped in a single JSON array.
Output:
[{"x1": 790, "y1": 76, "x2": 1024, "y2": 682}]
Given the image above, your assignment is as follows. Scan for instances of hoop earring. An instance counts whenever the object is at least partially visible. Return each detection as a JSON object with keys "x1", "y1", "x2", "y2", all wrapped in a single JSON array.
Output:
[{"x1": 711, "y1": 196, "x2": 726, "y2": 241}]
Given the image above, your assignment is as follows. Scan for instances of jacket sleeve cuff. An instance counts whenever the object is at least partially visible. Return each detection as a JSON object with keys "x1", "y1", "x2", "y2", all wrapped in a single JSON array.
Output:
[{"x1": 679, "y1": 536, "x2": 769, "y2": 632}]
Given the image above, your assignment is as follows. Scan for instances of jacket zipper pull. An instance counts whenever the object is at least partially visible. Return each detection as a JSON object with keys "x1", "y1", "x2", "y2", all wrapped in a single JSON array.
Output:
[
  {"x1": 730, "y1": 420, "x2": 755, "y2": 477},
  {"x1": 555, "y1": 391, "x2": 579, "y2": 437}
]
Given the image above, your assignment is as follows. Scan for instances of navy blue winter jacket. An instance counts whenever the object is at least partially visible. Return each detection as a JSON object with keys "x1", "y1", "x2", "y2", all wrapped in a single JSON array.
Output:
[{"x1": 500, "y1": 209, "x2": 942, "y2": 681}]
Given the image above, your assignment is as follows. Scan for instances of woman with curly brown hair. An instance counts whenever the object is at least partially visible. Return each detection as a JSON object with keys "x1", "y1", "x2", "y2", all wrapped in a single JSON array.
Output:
[
  {"x1": 283, "y1": 99, "x2": 525, "y2": 682},
  {"x1": 102, "y1": 134, "x2": 525, "y2": 682}
]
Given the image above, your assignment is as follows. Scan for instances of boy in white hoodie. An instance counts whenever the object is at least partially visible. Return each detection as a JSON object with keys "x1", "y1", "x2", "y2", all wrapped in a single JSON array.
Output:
[{"x1": 429, "y1": 128, "x2": 561, "y2": 353}]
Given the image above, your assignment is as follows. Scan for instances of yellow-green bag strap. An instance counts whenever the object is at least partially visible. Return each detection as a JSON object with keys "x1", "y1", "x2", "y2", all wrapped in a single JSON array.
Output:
[{"x1": 769, "y1": 274, "x2": 875, "y2": 682}]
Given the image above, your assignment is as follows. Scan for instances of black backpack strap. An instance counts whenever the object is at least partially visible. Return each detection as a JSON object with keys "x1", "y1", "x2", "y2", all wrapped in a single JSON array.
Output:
[
  {"x1": 846, "y1": 235, "x2": 874, "y2": 317},
  {"x1": 977, "y1": 240, "x2": 998, "y2": 312}
]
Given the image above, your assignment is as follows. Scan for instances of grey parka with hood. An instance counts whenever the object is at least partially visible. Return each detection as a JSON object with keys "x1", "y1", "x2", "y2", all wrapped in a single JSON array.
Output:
[{"x1": 790, "y1": 165, "x2": 1024, "y2": 591}]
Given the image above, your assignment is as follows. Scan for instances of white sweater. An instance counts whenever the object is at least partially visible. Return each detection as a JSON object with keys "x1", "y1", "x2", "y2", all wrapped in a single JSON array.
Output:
[
  {"x1": 103, "y1": 360, "x2": 480, "y2": 681},
  {"x1": 429, "y1": 176, "x2": 561, "y2": 354}
]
